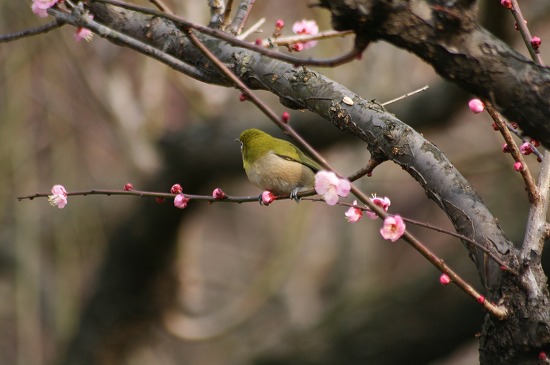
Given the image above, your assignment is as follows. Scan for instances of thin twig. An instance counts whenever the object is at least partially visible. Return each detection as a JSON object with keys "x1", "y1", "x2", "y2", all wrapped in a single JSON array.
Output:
[
  {"x1": 17, "y1": 189, "x2": 264, "y2": 203},
  {"x1": 485, "y1": 102, "x2": 539, "y2": 203},
  {"x1": 237, "y1": 17, "x2": 265, "y2": 40},
  {"x1": 510, "y1": 0, "x2": 545, "y2": 66},
  {"x1": 381, "y1": 85, "x2": 429, "y2": 106},
  {"x1": 348, "y1": 158, "x2": 386, "y2": 182},
  {"x1": 402, "y1": 217, "x2": 518, "y2": 275},
  {"x1": 92, "y1": 0, "x2": 367, "y2": 67},
  {"x1": 0, "y1": 21, "x2": 64, "y2": 42},
  {"x1": 255, "y1": 30, "x2": 355, "y2": 47},
  {"x1": 149, "y1": 0, "x2": 173, "y2": 14}
]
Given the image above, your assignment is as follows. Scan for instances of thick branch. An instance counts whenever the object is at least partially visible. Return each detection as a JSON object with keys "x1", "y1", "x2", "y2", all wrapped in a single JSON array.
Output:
[{"x1": 319, "y1": 0, "x2": 550, "y2": 147}]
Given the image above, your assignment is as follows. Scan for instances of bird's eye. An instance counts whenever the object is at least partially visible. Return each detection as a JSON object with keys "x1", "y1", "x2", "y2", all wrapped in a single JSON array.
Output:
[{"x1": 240, "y1": 141, "x2": 243, "y2": 150}]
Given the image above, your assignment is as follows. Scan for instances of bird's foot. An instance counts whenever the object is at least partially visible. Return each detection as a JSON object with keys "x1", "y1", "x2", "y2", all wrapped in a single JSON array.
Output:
[
  {"x1": 258, "y1": 194, "x2": 267, "y2": 206},
  {"x1": 290, "y1": 188, "x2": 301, "y2": 203}
]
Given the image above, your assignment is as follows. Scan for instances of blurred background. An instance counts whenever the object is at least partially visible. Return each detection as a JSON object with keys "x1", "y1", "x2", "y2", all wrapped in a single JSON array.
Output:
[{"x1": 1, "y1": 1, "x2": 549, "y2": 364}]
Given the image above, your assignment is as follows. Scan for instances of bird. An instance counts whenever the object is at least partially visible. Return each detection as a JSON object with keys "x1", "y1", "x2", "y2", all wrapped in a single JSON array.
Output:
[{"x1": 238, "y1": 128, "x2": 321, "y2": 198}]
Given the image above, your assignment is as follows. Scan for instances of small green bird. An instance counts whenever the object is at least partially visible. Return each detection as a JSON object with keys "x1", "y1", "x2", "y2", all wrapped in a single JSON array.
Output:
[{"x1": 238, "y1": 128, "x2": 321, "y2": 196}]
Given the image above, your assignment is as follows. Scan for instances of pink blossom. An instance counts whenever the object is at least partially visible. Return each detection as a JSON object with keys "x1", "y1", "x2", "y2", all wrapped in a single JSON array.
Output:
[
  {"x1": 261, "y1": 191, "x2": 276, "y2": 205},
  {"x1": 74, "y1": 27, "x2": 94, "y2": 42},
  {"x1": 380, "y1": 215, "x2": 406, "y2": 242},
  {"x1": 212, "y1": 188, "x2": 226, "y2": 199},
  {"x1": 531, "y1": 36, "x2": 541, "y2": 51},
  {"x1": 291, "y1": 19, "x2": 319, "y2": 50},
  {"x1": 345, "y1": 200, "x2": 363, "y2": 223},
  {"x1": 74, "y1": 14, "x2": 94, "y2": 42},
  {"x1": 171, "y1": 183, "x2": 183, "y2": 194},
  {"x1": 439, "y1": 273, "x2": 451, "y2": 285},
  {"x1": 314, "y1": 171, "x2": 351, "y2": 206},
  {"x1": 366, "y1": 194, "x2": 391, "y2": 220},
  {"x1": 31, "y1": 0, "x2": 58, "y2": 18},
  {"x1": 291, "y1": 43, "x2": 305, "y2": 52},
  {"x1": 513, "y1": 162, "x2": 523, "y2": 171},
  {"x1": 275, "y1": 19, "x2": 285, "y2": 30},
  {"x1": 48, "y1": 184, "x2": 68, "y2": 209},
  {"x1": 124, "y1": 183, "x2": 134, "y2": 191},
  {"x1": 520, "y1": 142, "x2": 533, "y2": 155},
  {"x1": 468, "y1": 98, "x2": 485, "y2": 114},
  {"x1": 174, "y1": 194, "x2": 189, "y2": 209}
]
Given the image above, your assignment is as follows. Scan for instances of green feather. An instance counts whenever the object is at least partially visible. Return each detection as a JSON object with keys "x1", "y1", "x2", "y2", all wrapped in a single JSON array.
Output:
[
  {"x1": 239, "y1": 129, "x2": 320, "y2": 172},
  {"x1": 238, "y1": 128, "x2": 321, "y2": 194}
]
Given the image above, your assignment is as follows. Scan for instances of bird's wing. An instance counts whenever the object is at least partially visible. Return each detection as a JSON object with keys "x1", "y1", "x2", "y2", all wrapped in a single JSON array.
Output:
[{"x1": 274, "y1": 148, "x2": 320, "y2": 173}]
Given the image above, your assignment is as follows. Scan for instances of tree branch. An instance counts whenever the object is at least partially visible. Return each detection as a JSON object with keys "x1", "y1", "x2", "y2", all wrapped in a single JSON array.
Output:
[{"x1": 319, "y1": 0, "x2": 550, "y2": 148}]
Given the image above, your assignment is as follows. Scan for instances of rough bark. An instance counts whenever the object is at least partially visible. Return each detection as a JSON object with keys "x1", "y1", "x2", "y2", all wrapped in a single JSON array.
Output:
[{"x1": 319, "y1": 0, "x2": 550, "y2": 148}]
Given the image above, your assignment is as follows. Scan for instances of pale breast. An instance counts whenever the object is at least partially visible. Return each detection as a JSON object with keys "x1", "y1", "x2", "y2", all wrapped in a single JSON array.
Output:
[{"x1": 246, "y1": 152, "x2": 316, "y2": 194}]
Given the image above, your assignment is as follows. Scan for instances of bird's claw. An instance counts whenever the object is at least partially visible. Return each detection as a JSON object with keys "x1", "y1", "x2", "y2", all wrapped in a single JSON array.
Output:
[
  {"x1": 290, "y1": 188, "x2": 301, "y2": 203},
  {"x1": 258, "y1": 194, "x2": 267, "y2": 206}
]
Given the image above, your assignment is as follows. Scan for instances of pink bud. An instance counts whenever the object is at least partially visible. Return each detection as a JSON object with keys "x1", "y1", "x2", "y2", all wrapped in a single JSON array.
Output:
[
  {"x1": 439, "y1": 273, "x2": 451, "y2": 285},
  {"x1": 345, "y1": 200, "x2": 363, "y2": 223},
  {"x1": 155, "y1": 197, "x2": 165, "y2": 204},
  {"x1": 520, "y1": 142, "x2": 533, "y2": 155},
  {"x1": 275, "y1": 19, "x2": 285, "y2": 30},
  {"x1": 531, "y1": 36, "x2": 541, "y2": 51},
  {"x1": 281, "y1": 111, "x2": 290, "y2": 123},
  {"x1": 239, "y1": 93, "x2": 248, "y2": 102},
  {"x1": 500, "y1": 0, "x2": 512, "y2": 9},
  {"x1": 124, "y1": 183, "x2": 134, "y2": 191},
  {"x1": 171, "y1": 184, "x2": 183, "y2": 194},
  {"x1": 513, "y1": 162, "x2": 523, "y2": 171},
  {"x1": 468, "y1": 98, "x2": 485, "y2": 114},
  {"x1": 174, "y1": 194, "x2": 189, "y2": 209},
  {"x1": 212, "y1": 188, "x2": 226, "y2": 200},
  {"x1": 254, "y1": 39, "x2": 262, "y2": 46},
  {"x1": 532, "y1": 139, "x2": 541, "y2": 147},
  {"x1": 291, "y1": 43, "x2": 304, "y2": 52},
  {"x1": 477, "y1": 295, "x2": 485, "y2": 304},
  {"x1": 502, "y1": 143, "x2": 510, "y2": 153},
  {"x1": 261, "y1": 191, "x2": 276, "y2": 205},
  {"x1": 539, "y1": 352, "x2": 547, "y2": 361}
]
